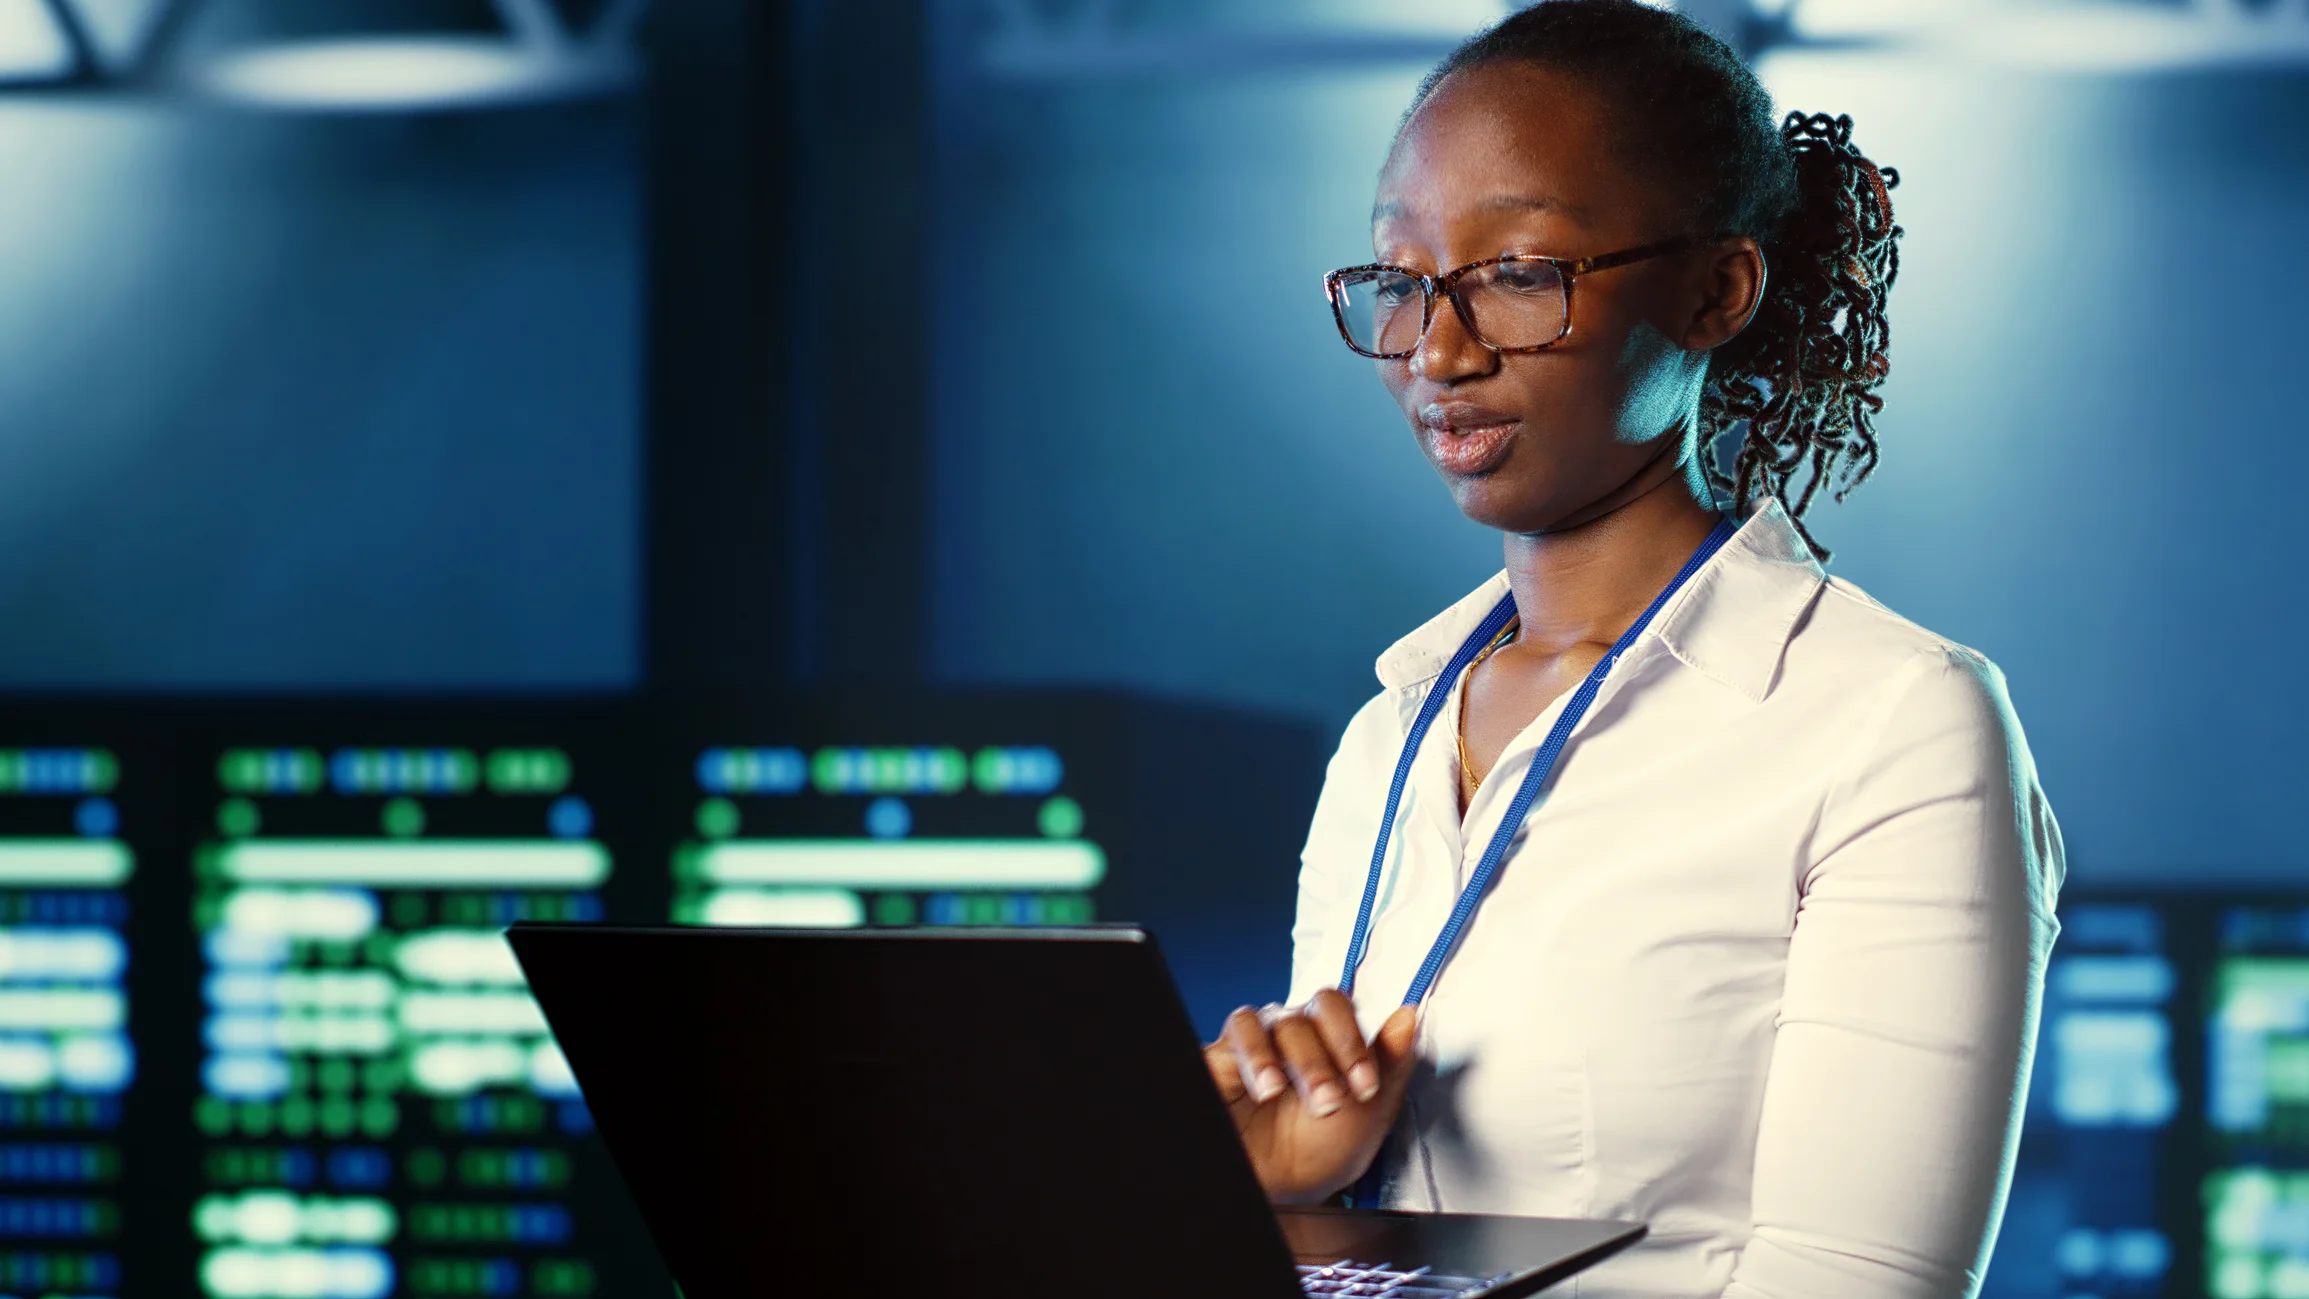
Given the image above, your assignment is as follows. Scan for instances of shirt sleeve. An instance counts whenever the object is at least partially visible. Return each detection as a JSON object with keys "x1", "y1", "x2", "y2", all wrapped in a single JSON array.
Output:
[
  {"x1": 1722, "y1": 647, "x2": 2065, "y2": 1299},
  {"x1": 1286, "y1": 690, "x2": 1400, "y2": 1011}
]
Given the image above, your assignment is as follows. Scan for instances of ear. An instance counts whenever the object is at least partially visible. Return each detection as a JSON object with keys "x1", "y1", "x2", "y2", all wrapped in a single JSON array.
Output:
[{"x1": 1680, "y1": 236, "x2": 1767, "y2": 353}]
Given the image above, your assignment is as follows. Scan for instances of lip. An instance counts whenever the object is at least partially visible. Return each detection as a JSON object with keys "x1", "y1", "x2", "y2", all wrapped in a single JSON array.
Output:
[{"x1": 1418, "y1": 401, "x2": 1522, "y2": 476}]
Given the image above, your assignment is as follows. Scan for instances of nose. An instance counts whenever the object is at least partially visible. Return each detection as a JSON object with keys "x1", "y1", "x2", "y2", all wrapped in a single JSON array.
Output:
[{"x1": 1410, "y1": 292, "x2": 1498, "y2": 385}]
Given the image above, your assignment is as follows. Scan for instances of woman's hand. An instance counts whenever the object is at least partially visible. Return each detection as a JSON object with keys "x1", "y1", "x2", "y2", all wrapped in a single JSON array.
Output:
[{"x1": 1203, "y1": 989, "x2": 1420, "y2": 1205}]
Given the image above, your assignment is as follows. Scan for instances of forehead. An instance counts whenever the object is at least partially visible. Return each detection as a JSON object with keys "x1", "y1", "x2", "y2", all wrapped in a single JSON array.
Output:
[{"x1": 1375, "y1": 62, "x2": 1664, "y2": 246}]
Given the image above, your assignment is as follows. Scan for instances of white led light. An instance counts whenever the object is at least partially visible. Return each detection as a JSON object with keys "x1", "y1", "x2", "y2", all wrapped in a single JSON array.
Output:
[
  {"x1": 409, "y1": 1039, "x2": 527, "y2": 1096},
  {"x1": 528, "y1": 1040, "x2": 580, "y2": 1098},
  {"x1": 697, "y1": 888, "x2": 865, "y2": 928},
  {"x1": 0, "y1": 987, "x2": 124, "y2": 1031},
  {"x1": 0, "y1": 840, "x2": 132, "y2": 886},
  {"x1": 221, "y1": 889, "x2": 379, "y2": 940},
  {"x1": 0, "y1": 1036, "x2": 55, "y2": 1091},
  {"x1": 206, "y1": 928, "x2": 292, "y2": 969},
  {"x1": 395, "y1": 930, "x2": 524, "y2": 985},
  {"x1": 398, "y1": 990, "x2": 548, "y2": 1036},
  {"x1": 56, "y1": 1032, "x2": 132, "y2": 1092},
  {"x1": 0, "y1": 927, "x2": 128, "y2": 982},
  {"x1": 277, "y1": 1013, "x2": 394, "y2": 1056},
  {"x1": 200, "y1": 1246, "x2": 395, "y2": 1299},
  {"x1": 695, "y1": 840, "x2": 1106, "y2": 890},
  {"x1": 222, "y1": 841, "x2": 608, "y2": 889},
  {"x1": 204, "y1": 1052, "x2": 290, "y2": 1100}
]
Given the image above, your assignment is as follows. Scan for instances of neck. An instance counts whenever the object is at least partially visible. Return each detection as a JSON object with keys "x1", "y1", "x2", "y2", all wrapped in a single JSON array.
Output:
[{"x1": 1502, "y1": 442, "x2": 1721, "y2": 656}]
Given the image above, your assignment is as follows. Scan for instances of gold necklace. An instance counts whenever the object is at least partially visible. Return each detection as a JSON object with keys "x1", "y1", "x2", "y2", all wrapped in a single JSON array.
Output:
[{"x1": 1457, "y1": 617, "x2": 1519, "y2": 801}]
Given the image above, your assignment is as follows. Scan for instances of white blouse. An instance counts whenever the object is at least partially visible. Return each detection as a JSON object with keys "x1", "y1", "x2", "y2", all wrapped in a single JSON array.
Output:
[{"x1": 1286, "y1": 499, "x2": 2064, "y2": 1299}]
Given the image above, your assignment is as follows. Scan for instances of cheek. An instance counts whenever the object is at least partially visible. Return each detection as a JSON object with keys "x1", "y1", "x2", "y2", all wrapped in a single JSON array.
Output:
[{"x1": 1376, "y1": 360, "x2": 1414, "y2": 412}]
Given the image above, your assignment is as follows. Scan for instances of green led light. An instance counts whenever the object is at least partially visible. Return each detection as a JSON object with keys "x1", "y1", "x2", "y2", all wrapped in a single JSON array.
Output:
[
  {"x1": 391, "y1": 893, "x2": 428, "y2": 927},
  {"x1": 1045, "y1": 894, "x2": 1094, "y2": 924},
  {"x1": 407, "y1": 1149, "x2": 445, "y2": 1188},
  {"x1": 485, "y1": 748, "x2": 571, "y2": 794},
  {"x1": 1037, "y1": 796, "x2": 1083, "y2": 839},
  {"x1": 217, "y1": 748, "x2": 322, "y2": 794},
  {"x1": 812, "y1": 747, "x2": 969, "y2": 795},
  {"x1": 381, "y1": 797, "x2": 426, "y2": 838},
  {"x1": 194, "y1": 1098, "x2": 232, "y2": 1136},
  {"x1": 694, "y1": 797, "x2": 739, "y2": 839},
  {"x1": 216, "y1": 798, "x2": 261, "y2": 838},
  {"x1": 317, "y1": 1059, "x2": 355, "y2": 1093},
  {"x1": 278, "y1": 1097, "x2": 314, "y2": 1137},
  {"x1": 360, "y1": 1096, "x2": 398, "y2": 1137},
  {"x1": 319, "y1": 1097, "x2": 357, "y2": 1137},
  {"x1": 533, "y1": 1259, "x2": 598, "y2": 1296},
  {"x1": 237, "y1": 1102, "x2": 273, "y2": 1137},
  {"x1": 871, "y1": 894, "x2": 917, "y2": 926}
]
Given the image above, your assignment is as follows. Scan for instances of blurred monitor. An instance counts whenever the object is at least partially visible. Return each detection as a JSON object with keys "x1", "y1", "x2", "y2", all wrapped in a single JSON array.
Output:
[
  {"x1": 183, "y1": 721, "x2": 662, "y2": 1299},
  {"x1": 0, "y1": 747, "x2": 134, "y2": 1298}
]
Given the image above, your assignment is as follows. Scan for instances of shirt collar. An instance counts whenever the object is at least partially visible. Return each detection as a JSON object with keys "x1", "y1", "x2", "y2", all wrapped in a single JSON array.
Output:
[{"x1": 1373, "y1": 497, "x2": 1826, "y2": 703}]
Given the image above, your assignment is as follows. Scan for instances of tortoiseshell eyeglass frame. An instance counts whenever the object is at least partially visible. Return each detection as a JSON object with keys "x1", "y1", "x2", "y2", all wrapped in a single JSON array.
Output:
[{"x1": 1323, "y1": 235, "x2": 1705, "y2": 359}]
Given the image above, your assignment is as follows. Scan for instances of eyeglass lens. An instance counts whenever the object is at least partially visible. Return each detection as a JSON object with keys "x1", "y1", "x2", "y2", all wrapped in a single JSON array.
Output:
[{"x1": 1331, "y1": 260, "x2": 1568, "y2": 356}]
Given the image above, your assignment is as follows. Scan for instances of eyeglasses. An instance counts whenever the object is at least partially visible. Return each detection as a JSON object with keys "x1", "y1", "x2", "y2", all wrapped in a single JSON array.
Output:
[{"x1": 1323, "y1": 236, "x2": 1701, "y2": 359}]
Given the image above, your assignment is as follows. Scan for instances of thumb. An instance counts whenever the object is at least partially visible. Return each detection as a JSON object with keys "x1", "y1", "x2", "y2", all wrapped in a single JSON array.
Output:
[{"x1": 1370, "y1": 1004, "x2": 1422, "y2": 1099}]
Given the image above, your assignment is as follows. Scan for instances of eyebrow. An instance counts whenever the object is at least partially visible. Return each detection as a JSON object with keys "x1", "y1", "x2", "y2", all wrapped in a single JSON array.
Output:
[{"x1": 1371, "y1": 193, "x2": 1587, "y2": 224}]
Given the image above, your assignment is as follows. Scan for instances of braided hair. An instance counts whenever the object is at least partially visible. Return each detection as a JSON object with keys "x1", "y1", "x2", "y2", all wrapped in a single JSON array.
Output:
[{"x1": 1408, "y1": 0, "x2": 1901, "y2": 558}]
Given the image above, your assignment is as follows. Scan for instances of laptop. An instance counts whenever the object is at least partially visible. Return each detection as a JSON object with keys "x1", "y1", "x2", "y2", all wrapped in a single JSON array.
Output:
[{"x1": 508, "y1": 923, "x2": 1645, "y2": 1298}]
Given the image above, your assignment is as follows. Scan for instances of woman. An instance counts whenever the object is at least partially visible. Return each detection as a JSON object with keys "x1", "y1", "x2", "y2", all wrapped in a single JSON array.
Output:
[{"x1": 1204, "y1": 4, "x2": 2063, "y2": 1297}]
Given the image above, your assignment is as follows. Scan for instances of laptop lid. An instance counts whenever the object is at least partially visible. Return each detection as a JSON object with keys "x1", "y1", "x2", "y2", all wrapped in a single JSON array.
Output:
[{"x1": 509, "y1": 923, "x2": 1306, "y2": 1299}]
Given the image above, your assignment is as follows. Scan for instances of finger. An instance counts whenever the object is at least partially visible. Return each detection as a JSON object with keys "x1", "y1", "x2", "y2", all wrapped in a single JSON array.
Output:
[
  {"x1": 1304, "y1": 989, "x2": 1379, "y2": 1103},
  {"x1": 1271, "y1": 1013, "x2": 1349, "y2": 1119},
  {"x1": 1222, "y1": 1006, "x2": 1289, "y2": 1104},
  {"x1": 1205, "y1": 1038, "x2": 1248, "y2": 1105}
]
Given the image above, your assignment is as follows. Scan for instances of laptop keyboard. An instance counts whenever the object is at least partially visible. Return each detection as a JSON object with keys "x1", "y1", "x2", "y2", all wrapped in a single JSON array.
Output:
[{"x1": 1296, "y1": 1259, "x2": 1498, "y2": 1297}]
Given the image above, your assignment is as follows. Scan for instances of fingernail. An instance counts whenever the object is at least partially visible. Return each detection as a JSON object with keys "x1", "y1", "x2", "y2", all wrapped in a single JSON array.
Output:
[
  {"x1": 1310, "y1": 1082, "x2": 1345, "y2": 1118},
  {"x1": 1349, "y1": 1062, "x2": 1379, "y2": 1102},
  {"x1": 1255, "y1": 1068, "x2": 1288, "y2": 1103}
]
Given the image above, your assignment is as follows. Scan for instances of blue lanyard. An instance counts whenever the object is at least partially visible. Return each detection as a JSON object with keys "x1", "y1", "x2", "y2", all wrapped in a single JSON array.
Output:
[{"x1": 1336, "y1": 517, "x2": 1737, "y2": 1006}]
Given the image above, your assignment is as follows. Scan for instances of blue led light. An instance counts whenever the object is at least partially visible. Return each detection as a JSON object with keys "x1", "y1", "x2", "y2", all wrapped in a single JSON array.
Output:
[
  {"x1": 557, "y1": 1100, "x2": 593, "y2": 1136},
  {"x1": 0, "y1": 1196, "x2": 106, "y2": 1237},
  {"x1": 509, "y1": 1204, "x2": 572, "y2": 1244},
  {"x1": 864, "y1": 797, "x2": 912, "y2": 840},
  {"x1": 0, "y1": 1144, "x2": 105, "y2": 1183},
  {"x1": 546, "y1": 796, "x2": 593, "y2": 839},
  {"x1": 696, "y1": 747, "x2": 808, "y2": 795},
  {"x1": 327, "y1": 1146, "x2": 391, "y2": 1189},
  {"x1": 70, "y1": 799, "x2": 116, "y2": 839},
  {"x1": 280, "y1": 1148, "x2": 317, "y2": 1186}
]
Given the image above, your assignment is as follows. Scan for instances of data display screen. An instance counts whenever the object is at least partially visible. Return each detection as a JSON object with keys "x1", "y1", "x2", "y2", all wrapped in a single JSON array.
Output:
[
  {"x1": 2030, "y1": 903, "x2": 2179, "y2": 1299},
  {"x1": 0, "y1": 694, "x2": 1314, "y2": 1296},
  {"x1": 0, "y1": 750, "x2": 133, "y2": 1298},
  {"x1": 675, "y1": 744, "x2": 1101, "y2": 930},
  {"x1": 186, "y1": 738, "x2": 649, "y2": 1299},
  {"x1": 2205, "y1": 907, "x2": 2309, "y2": 1299}
]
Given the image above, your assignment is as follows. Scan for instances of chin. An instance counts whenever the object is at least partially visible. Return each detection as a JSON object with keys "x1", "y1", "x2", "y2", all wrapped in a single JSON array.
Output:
[{"x1": 1446, "y1": 472, "x2": 1561, "y2": 534}]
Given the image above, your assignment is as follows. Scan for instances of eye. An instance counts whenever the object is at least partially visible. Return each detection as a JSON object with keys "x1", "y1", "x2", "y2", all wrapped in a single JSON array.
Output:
[
  {"x1": 1490, "y1": 263, "x2": 1556, "y2": 294},
  {"x1": 1372, "y1": 278, "x2": 1419, "y2": 305}
]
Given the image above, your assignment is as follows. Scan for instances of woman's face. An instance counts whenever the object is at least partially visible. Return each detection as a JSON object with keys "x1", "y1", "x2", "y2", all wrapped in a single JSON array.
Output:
[{"x1": 1372, "y1": 62, "x2": 1742, "y2": 534}]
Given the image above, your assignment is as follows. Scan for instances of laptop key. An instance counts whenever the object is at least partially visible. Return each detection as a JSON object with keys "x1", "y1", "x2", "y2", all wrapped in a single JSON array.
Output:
[{"x1": 1296, "y1": 1259, "x2": 1495, "y2": 1297}]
